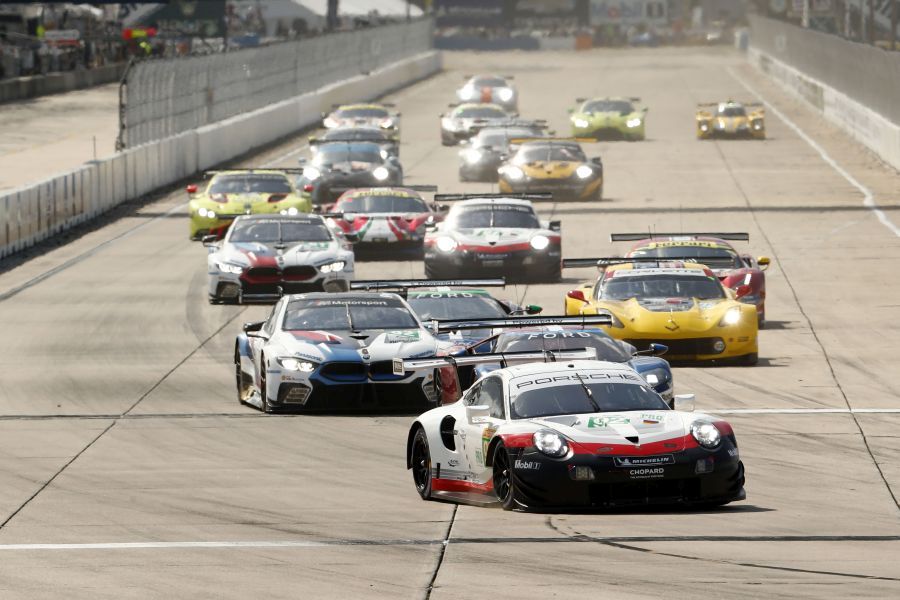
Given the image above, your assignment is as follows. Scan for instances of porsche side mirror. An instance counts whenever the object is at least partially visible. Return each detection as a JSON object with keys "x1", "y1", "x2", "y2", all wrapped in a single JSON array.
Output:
[
  {"x1": 186, "y1": 184, "x2": 198, "y2": 194},
  {"x1": 549, "y1": 220, "x2": 561, "y2": 232},
  {"x1": 648, "y1": 343, "x2": 668, "y2": 356},
  {"x1": 674, "y1": 394, "x2": 695, "y2": 412},
  {"x1": 757, "y1": 256, "x2": 771, "y2": 270},
  {"x1": 567, "y1": 290, "x2": 587, "y2": 303},
  {"x1": 243, "y1": 321, "x2": 265, "y2": 333},
  {"x1": 734, "y1": 284, "x2": 752, "y2": 299},
  {"x1": 466, "y1": 404, "x2": 491, "y2": 424}
]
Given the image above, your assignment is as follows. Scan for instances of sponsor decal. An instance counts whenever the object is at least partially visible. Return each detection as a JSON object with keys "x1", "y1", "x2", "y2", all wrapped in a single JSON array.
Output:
[
  {"x1": 515, "y1": 372, "x2": 642, "y2": 390},
  {"x1": 311, "y1": 299, "x2": 390, "y2": 307},
  {"x1": 728, "y1": 448, "x2": 739, "y2": 458},
  {"x1": 628, "y1": 467, "x2": 665, "y2": 479},
  {"x1": 587, "y1": 415, "x2": 630, "y2": 428},
  {"x1": 525, "y1": 332, "x2": 591, "y2": 340},
  {"x1": 482, "y1": 426, "x2": 497, "y2": 461},
  {"x1": 514, "y1": 460, "x2": 542, "y2": 470},
  {"x1": 448, "y1": 458, "x2": 460, "y2": 467},
  {"x1": 385, "y1": 330, "x2": 421, "y2": 343},
  {"x1": 640, "y1": 413, "x2": 666, "y2": 425},
  {"x1": 614, "y1": 455, "x2": 675, "y2": 467},
  {"x1": 475, "y1": 450, "x2": 484, "y2": 466}
]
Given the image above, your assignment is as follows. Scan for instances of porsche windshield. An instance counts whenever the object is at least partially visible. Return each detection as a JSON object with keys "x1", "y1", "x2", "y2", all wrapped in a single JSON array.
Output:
[
  {"x1": 600, "y1": 274, "x2": 726, "y2": 300},
  {"x1": 472, "y1": 77, "x2": 507, "y2": 87},
  {"x1": 323, "y1": 129, "x2": 388, "y2": 143},
  {"x1": 497, "y1": 331, "x2": 631, "y2": 362},
  {"x1": 449, "y1": 204, "x2": 540, "y2": 229},
  {"x1": 407, "y1": 294, "x2": 507, "y2": 321},
  {"x1": 515, "y1": 145, "x2": 586, "y2": 163},
  {"x1": 336, "y1": 108, "x2": 389, "y2": 118},
  {"x1": 336, "y1": 195, "x2": 427, "y2": 213},
  {"x1": 229, "y1": 219, "x2": 332, "y2": 243},
  {"x1": 209, "y1": 174, "x2": 292, "y2": 194},
  {"x1": 283, "y1": 300, "x2": 419, "y2": 331},
  {"x1": 313, "y1": 144, "x2": 383, "y2": 165},
  {"x1": 510, "y1": 379, "x2": 668, "y2": 419},
  {"x1": 584, "y1": 100, "x2": 633, "y2": 114},
  {"x1": 456, "y1": 107, "x2": 507, "y2": 119},
  {"x1": 630, "y1": 246, "x2": 742, "y2": 269},
  {"x1": 474, "y1": 128, "x2": 536, "y2": 148},
  {"x1": 719, "y1": 106, "x2": 746, "y2": 117}
]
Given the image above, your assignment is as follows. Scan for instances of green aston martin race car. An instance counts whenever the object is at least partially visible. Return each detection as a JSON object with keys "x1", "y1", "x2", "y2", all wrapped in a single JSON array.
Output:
[{"x1": 569, "y1": 97, "x2": 647, "y2": 141}]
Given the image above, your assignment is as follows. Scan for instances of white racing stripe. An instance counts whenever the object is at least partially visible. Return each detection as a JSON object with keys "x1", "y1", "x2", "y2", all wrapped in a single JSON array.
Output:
[
  {"x1": 728, "y1": 68, "x2": 900, "y2": 238},
  {"x1": 708, "y1": 408, "x2": 900, "y2": 414}
]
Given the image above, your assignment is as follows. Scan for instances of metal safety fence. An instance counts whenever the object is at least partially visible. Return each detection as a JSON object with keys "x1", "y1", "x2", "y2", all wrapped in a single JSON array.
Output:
[
  {"x1": 749, "y1": 15, "x2": 900, "y2": 125},
  {"x1": 119, "y1": 18, "x2": 434, "y2": 148}
]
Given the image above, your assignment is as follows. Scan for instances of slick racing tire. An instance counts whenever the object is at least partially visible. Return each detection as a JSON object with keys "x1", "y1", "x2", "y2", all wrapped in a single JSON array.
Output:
[
  {"x1": 424, "y1": 263, "x2": 451, "y2": 280},
  {"x1": 493, "y1": 444, "x2": 524, "y2": 511},
  {"x1": 411, "y1": 427, "x2": 433, "y2": 500},
  {"x1": 592, "y1": 184, "x2": 604, "y2": 202},
  {"x1": 739, "y1": 352, "x2": 759, "y2": 366},
  {"x1": 235, "y1": 362, "x2": 253, "y2": 406}
]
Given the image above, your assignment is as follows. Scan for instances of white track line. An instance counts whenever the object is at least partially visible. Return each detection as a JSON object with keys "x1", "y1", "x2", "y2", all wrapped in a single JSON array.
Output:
[
  {"x1": 709, "y1": 408, "x2": 900, "y2": 415},
  {"x1": 729, "y1": 68, "x2": 900, "y2": 238}
]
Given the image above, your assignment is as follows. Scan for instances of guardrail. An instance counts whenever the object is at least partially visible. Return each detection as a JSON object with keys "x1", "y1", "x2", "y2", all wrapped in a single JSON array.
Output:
[
  {"x1": 119, "y1": 18, "x2": 434, "y2": 148},
  {"x1": 0, "y1": 50, "x2": 441, "y2": 260}
]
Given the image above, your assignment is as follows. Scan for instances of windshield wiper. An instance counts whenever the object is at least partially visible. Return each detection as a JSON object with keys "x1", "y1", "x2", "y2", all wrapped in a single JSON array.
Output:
[{"x1": 572, "y1": 371, "x2": 601, "y2": 413}]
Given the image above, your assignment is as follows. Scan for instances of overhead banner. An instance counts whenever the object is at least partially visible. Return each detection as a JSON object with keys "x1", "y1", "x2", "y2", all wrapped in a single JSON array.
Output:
[{"x1": 434, "y1": 0, "x2": 507, "y2": 27}]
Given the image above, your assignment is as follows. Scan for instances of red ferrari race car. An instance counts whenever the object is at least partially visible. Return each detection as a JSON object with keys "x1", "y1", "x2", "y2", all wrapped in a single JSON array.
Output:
[{"x1": 612, "y1": 232, "x2": 771, "y2": 326}]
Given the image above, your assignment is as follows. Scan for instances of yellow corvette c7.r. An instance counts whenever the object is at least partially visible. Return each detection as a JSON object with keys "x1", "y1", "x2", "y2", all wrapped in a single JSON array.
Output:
[
  {"x1": 187, "y1": 170, "x2": 312, "y2": 240},
  {"x1": 498, "y1": 139, "x2": 603, "y2": 201},
  {"x1": 696, "y1": 101, "x2": 765, "y2": 140},
  {"x1": 563, "y1": 259, "x2": 758, "y2": 364}
]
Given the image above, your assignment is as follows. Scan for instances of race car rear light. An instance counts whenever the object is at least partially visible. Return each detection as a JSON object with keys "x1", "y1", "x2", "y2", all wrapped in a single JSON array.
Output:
[
  {"x1": 268, "y1": 194, "x2": 288, "y2": 203},
  {"x1": 210, "y1": 194, "x2": 228, "y2": 203},
  {"x1": 303, "y1": 185, "x2": 314, "y2": 192}
]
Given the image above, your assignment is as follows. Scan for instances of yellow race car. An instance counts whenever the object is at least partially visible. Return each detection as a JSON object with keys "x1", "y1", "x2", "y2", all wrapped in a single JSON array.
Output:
[
  {"x1": 497, "y1": 138, "x2": 604, "y2": 201},
  {"x1": 187, "y1": 169, "x2": 312, "y2": 240},
  {"x1": 696, "y1": 100, "x2": 765, "y2": 140},
  {"x1": 563, "y1": 258, "x2": 759, "y2": 364}
]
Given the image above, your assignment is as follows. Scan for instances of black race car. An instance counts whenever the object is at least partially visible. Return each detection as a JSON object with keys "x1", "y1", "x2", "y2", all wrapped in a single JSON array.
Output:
[
  {"x1": 458, "y1": 121, "x2": 551, "y2": 183},
  {"x1": 298, "y1": 141, "x2": 403, "y2": 205},
  {"x1": 309, "y1": 127, "x2": 399, "y2": 158}
]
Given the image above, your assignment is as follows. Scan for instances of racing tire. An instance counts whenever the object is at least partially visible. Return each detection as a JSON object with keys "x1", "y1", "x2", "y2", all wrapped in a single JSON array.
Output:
[
  {"x1": 492, "y1": 444, "x2": 524, "y2": 511},
  {"x1": 259, "y1": 355, "x2": 273, "y2": 414},
  {"x1": 424, "y1": 263, "x2": 451, "y2": 280},
  {"x1": 739, "y1": 353, "x2": 759, "y2": 366},
  {"x1": 411, "y1": 427, "x2": 433, "y2": 500},
  {"x1": 592, "y1": 184, "x2": 604, "y2": 202},
  {"x1": 541, "y1": 262, "x2": 562, "y2": 283},
  {"x1": 236, "y1": 362, "x2": 253, "y2": 405}
]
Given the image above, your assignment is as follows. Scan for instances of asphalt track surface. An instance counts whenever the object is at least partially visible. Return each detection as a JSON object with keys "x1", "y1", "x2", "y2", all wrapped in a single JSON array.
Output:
[{"x1": 1, "y1": 48, "x2": 900, "y2": 598}]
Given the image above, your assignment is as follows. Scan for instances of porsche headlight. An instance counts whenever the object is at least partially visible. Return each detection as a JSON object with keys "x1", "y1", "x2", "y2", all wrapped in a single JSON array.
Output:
[
  {"x1": 575, "y1": 165, "x2": 594, "y2": 179},
  {"x1": 319, "y1": 260, "x2": 346, "y2": 273},
  {"x1": 217, "y1": 262, "x2": 244, "y2": 274},
  {"x1": 436, "y1": 236, "x2": 458, "y2": 253},
  {"x1": 459, "y1": 86, "x2": 475, "y2": 100},
  {"x1": 304, "y1": 166, "x2": 321, "y2": 181},
  {"x1": 626, "y1": 118, "x2": 642, "y2": 128},
  {"x1": 719, "y1": 307, "x2": 742, "y2": 327},
  {"x1": 496, "y1": 87, "x2": 514, "y2": 102},
  {"x1": 278, "y1": 357, "x2": 318, "y2": 372},
  {"x1": 533, "y1": 430, "x2": 569, "y2": 458},
  {"x1": 530, "y1": 235, "x2": 550, "y2": 250},
  {"x1": 502, "y1": 165, "x2": 525, "y2": 181},
  {"x1": 691, "y1": 421, "x2": 722, "y2": 449},
  {"x1": 372, "y1": 166, "x2": 390, "y2": 181},
  {"x1": 573, "y1": 117, "x2": 590, "y2": 128},
  {"x1": 463, "y1": 149, "x2": 483, "y2": 164}
]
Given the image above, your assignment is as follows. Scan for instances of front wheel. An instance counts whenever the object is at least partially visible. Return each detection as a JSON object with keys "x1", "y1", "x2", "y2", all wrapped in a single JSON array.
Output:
[
  {"x1": 492, "y1": 444, "x2": 524, "y2": 511},
  {"x1": 259, "y1": 355, "x2": 273, "y2": 413},
  {"x1": 411, "y1": 427, "x2": 433, "y2": 500},
  {"x1": 236, "y1": 362, "x2": 253, "y2": 405},
  {"x1": 739, "y1": 353, "x2": 759, "y2": 366}
]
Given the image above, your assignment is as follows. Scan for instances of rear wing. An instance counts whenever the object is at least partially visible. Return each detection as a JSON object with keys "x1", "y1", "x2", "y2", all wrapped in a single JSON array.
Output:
[
  {"x1": 204, "y1": 168, "x2": 304, "y2": 178},
  {"x1": 350, "y1": 279, "x2": 505, "y2": 292},
  {"x1": 308, "y1": 137, "x2": 394, "y2": 146},
  {"x1": 610, "y1": 232, "x2": 749, "y2": 242},
  {"x1": 330, "y1": 102, "x2": 395, "y2": 109},
  {"x1": 433, "y1": 193, "x2": 552, "y2": 202},
  {"x1": 327, "y1": 185, "x2": 438, "y2": 197},
  {"x1": 393, "y1": 348, "x2": 598, "y2": 375},
  {"x1": 508, "y1": 136, "x2": 596, "y2": 145},
  {"x1": 429, "y1": 314, "x2": 612, "y2": 334},
  {"x1": 562, "y1": 256, "x2": 714, "y2": 269}
]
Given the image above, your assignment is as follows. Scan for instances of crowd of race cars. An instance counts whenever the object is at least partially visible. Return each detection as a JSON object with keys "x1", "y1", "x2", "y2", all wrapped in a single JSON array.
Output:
[{"x1": 190, "y1": 75, "x2": 770, "y2": 511}]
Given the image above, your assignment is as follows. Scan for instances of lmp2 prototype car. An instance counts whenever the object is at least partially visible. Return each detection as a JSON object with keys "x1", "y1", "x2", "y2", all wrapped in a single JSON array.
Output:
[
  {"x1": 324, "y1": 186, "x2": 441, "y2": 255},
  {"x1": 440, "y1": 103, "x2": 514, "y2": 146},
  {"x1": 423, "y1": 194, "x2": 562, "y2": 281},
  {"x1": 696, "y1": 101, "x2": 765, "y2": 140},
  {"x1": 322, "y1": 103, "x2": 400, "y2": 136},
  {"x1": 298, "y1": 142, "x2": 403, "y2": 205},
  {"x1": 404, "y1": 353, "x2": 745, "y2": 510},
  {"x1": 612, "y1": 232, "x2": 771, "y2": 326},
  {"x1": 569, "y1": 97, "x2": 647, "y2": 141},
  {"x1": 205, "y1": 214, "x2": 354, "y2": 303},
  {"x1": 187, "y1": 170, "x2": 312, "y2": 240},
  {"x1": 456, "y1": 74, "x2": 518, "y2": 112},
  {"x1": 235, "y1": 292, "x2": 446, "y2": 413},
  {"x1": 458, "y1": 121, "x2": 551, "y2": 183},
  {"x1": 564, "y1": 258, "x2": 759, "y2": 364},
  {"x1": 497, "y1": 139, "x2": 604, "y2": 201}
]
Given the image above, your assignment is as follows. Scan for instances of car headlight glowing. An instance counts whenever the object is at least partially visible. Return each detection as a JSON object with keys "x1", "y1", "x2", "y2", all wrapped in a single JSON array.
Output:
[
  {"x1": 435, "y1": 236, "x2": 457, "y2": 252},
  {"x1": 700, "y1": 123, "x2": 709, "y2": 131},
  {"x1": 198, "y1": 207, "x2": 209, "y2": 218},
  {"x1": 304, "y1": 166, "x2": 321, "y2": 181},
  {"x1": 533, "y1": 430, "x2": 569, "y2": 458},
  {"x1": 319, "y1": 260, "x2": 346, "y2": 273},
  {"x1": 626, "y1": 118, "x2": 642, "y2": 128},
  {"x1": 441, "y1": 117, "x2": 456, "y2": 131},
  {"x1": 752, "y1": 120, "x2": 763, "y2": 130},
  {"x1": 217, "y1": 262, "x2": 244, "y2": 274},
  {"x1": 323, "y1": 117, "x2": 338, "y2": 128},
  {"x1": 380, "y1": 118, "x2": 394, "y2": 129},
  {"x1": 575, "y1": 165, "x2": 594, "y2": 179},
  {"x1": 691, "y1": 421, "x2": 722, "y2": 449},
  {"x1": 208, "y1": 210, "x2": 216, "y2": 219},
  {"x1": 530, "y1": 235, "x2": 550, "y2": 250},
  {"x1": 719, "y1": 307, "x2": 742, "y2": 326},
  {"x1": 279, "y1": 357, "x2": 317, "y2": 372},
  {"x1": 463, "y1": 149, "x2": 483, "y2": 164},
  {"x1": 459, "y1": 86, "x2": 475, "y2": 100},
  {"x1": 372, "y1": 166, "x2": 390, "y2": 181},
  {"x1": 496, "y1": 87, "x2": 514, "y2": 102},
  {"x1": 279, "y1": 207, "x2": 299, "y2": 216},
  {"x1": 573, "y1": 117, "x2": 590, "y2": 128},
  {"x1": 502, "y1": 165, "x2": 525, "y2": 181}
]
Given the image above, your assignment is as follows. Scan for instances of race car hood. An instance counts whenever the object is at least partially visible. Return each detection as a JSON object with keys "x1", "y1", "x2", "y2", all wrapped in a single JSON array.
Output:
[
  {"x1": 272, "y1": 328, "x2": 438, "y2": 363},
  {"x1": 219, "y1": 240, "x2": 343, "y2": 267},
  {"x1": 448, "y1": 227, "x2": 549, "y2": 249},
  {"x1": 596, "y1": 297, "x2": 733, "y2": 334},
  {"x1": 331, "y1": 213, "x2": 432, "y2": 240},
  {"x1": 449, "y1": 117, "x2": 507, "y2": 131},
  {"x1": 322, "y1": 161, "x2": 379, "y2": 174},
  {"x1": 519, "y1": 161, "x2": 579, "y2": 179},
  {"x1": 533, "y1": 410, "x2": 689, "y2": 451},
  {"x1": 197, "y1": 192, "x2": 301, "y2": 210},
  {"x1": 582, "y1": 111, "x2": 633, "y2": 124},
  {"x1": 712, "y1": 117, "x2": 750, "y2": 132}
]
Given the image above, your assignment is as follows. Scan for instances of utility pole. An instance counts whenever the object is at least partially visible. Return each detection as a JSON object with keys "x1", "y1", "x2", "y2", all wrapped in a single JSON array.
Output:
[
  {"x1": 802, "y1": 0, "x2": 810, "y2": 28},
  {"x1": 892, "y1": 0, "x2": 898, "y2": 49}
]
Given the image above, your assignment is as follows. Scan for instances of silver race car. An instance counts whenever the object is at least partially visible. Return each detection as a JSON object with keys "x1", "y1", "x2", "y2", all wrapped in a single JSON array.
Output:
[
  {"x1": 205, "y1": 214, "x2": 354, "y2": 303},
  {"x1": 440, "y1": 103, "x2": 514, "y2": 146},
  {"x1": 456, "y1": 74, "x2": 518, "y2": 112}
]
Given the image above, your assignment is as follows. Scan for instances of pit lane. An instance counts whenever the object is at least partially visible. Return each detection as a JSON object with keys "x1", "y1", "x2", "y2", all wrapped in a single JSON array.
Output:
[{"x1": 0, "y1": 47, "x2": 899, "y2": 598}]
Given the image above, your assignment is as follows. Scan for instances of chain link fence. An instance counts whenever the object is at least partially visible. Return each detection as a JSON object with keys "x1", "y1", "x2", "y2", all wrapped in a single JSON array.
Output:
[
  {"x1": 749, "y1": 15, "x2": 900, "y2": 125},
  {"x1": 119, "y1": 18, "x2": 433, "y2": 148}
]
